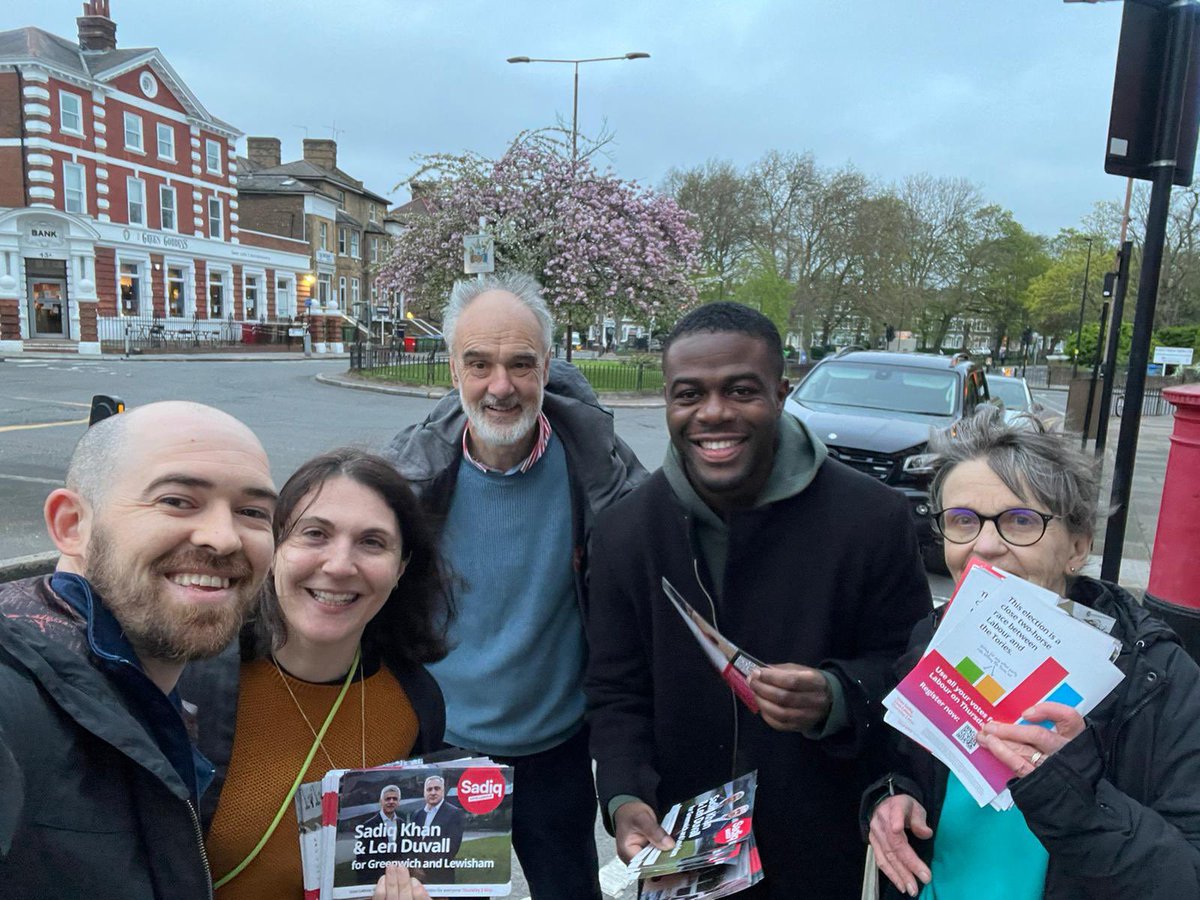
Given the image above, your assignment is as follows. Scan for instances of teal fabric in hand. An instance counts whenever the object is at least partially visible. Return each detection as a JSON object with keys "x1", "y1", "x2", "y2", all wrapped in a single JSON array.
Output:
[{"x1": 920, "y1": 775, "x2": 1048, "y2": 900}]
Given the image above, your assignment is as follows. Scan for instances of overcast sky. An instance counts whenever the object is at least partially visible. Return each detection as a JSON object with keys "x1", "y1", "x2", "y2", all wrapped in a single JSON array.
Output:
[{"x1": 9, "y1": 1, "x2": 1130, "y2": 238}]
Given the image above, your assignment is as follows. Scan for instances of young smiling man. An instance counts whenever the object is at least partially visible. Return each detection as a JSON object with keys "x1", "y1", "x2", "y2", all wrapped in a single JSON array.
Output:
[
  {"x1": 0, "y1": 401, "x2": 276, "y2": 899},
  {"x1": 585, "y1": 303, "x2": 932, "y2": 898}
]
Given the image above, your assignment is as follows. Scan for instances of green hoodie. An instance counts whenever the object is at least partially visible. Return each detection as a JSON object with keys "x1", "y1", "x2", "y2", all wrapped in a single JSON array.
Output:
[{"x1": 662, "y1": 411, "x2": 827, "y2": 596}]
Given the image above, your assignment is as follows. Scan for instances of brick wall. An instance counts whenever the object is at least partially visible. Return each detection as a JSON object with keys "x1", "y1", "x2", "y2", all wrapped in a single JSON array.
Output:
[
  {"x1": 94, "y1": 246, "x2": 116, "y2": 316},
  {"x1": 265, "y1": 268, "x2": 276, "y2": 317},
  {"x1": 150, "y1": 253, "x2": 165, "y2": 317},
  {"x1": 231, "y1": 266, "x2": 243, "y2": 319},
  {"x1": 0, "y1": 298, "x2": 19, "y2": 340},
  {"x1": 0, "y1": 72, "x2": 23, "y2": 207},
  {"x1": 194, "y1": 259, "x2": 207, "y2": 319},
  {"x1": 79, "y1": 302, "x2": 97, "y2": 342},
  {"x1": 237, "y1": 193, "x2": 306, "y2": 240}
]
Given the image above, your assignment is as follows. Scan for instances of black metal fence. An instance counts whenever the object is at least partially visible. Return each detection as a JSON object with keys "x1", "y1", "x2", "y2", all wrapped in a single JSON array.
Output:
[
  {"x1": 97, "y1": 314, "x2": 302, "y2": 353},
  {"x1": 349, "y1": 344, "x2": 665, "y2": 393},
  {"x1": 1115, "y1": 388, "x2": 1174, "y2": 418},
  {"x1": 350, "y1": 344, "x2": 453, "y2": 386}
]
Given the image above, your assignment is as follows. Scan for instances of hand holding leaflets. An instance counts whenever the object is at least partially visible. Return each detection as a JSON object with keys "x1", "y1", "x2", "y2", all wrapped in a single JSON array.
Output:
[
  {"x1": 296, "y1": 751, "x2": 514, "y2": 898},
  {"x1": 627, "y1": 772, "x2": 764, "y2": 900},
  {"x1": 882, "y1": 559, "x2": 1124, "y2": 809}
]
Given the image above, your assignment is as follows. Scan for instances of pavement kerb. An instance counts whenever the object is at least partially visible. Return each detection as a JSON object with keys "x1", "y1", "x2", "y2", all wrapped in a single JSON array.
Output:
[{"x1": 315, "y1": 371, "x2": 666, "y2": 408}]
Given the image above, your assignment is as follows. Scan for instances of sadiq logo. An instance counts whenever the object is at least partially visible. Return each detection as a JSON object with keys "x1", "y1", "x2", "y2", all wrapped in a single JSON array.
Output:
[{"x1": 456, "y1": 767, "x2": 507, "y2": 815}]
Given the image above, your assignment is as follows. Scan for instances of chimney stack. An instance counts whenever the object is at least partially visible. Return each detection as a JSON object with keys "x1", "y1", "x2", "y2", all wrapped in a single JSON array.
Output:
[
  {"x1": 77, "y1": 0, "x2": 117, "y2": 53},
  {"x1": 246, "y1": 137, "x2": 281, "y2": 170},
  {"x1": 302, "y1": 138, "x2": 337, "y2": 171}
]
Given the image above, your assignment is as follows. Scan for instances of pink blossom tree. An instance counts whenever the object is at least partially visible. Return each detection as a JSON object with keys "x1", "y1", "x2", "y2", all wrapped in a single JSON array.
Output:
[{"x1": 376, "y1": 132, "x2": 701, "y2": 354}]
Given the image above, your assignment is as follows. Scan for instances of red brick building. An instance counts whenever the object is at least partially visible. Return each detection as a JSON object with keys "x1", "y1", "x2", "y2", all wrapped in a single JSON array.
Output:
[{"x1": 0, "y1": 1, "x2": 311, "y2": 354}]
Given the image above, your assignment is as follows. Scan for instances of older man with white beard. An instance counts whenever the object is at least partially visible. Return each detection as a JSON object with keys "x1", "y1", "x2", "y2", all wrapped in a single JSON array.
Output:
[
  {"x1": 383, "y1": 272, "x2": 645, "y2": 899},
  {"x1": 0, "y1": 401, "x2": 277, "y2": 899}
]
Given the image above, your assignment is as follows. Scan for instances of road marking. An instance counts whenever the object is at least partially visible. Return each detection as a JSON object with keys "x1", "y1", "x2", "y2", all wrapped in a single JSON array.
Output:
[
  {"x1": 0, "y1": 473, "x2": 63, "y2": 486},
  {"x1": 5, "y1": 396, "x2": 92, "y2": 409},
  {"x1": 0, "y1": 417, "x2": 88, "y2": 433}
]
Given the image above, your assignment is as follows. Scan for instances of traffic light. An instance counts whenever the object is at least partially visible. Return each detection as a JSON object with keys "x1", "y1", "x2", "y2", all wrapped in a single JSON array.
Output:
[{"x1": 88, "y1": 394, "x2": 125, "y2": 426}]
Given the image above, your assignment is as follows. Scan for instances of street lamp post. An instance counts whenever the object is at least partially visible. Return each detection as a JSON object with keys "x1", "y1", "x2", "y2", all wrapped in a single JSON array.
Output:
[
  {"x1": 507, "y1": 51, "x2": 649, "y2": 360},
  {"x1": 506, "y1": 52, "x2": 650, "y2": 164},
  {"x1": 1071, "y1": 236, "x2": 1095, "y2": 380}
]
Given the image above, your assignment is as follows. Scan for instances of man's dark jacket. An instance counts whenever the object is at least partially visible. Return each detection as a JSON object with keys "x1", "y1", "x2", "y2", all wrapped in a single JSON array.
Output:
[
  {"x1": 178, "y1": 637, "x2": 446, "y2": 830},
  {"x1": 0, "y1": 576, "x2": 212, "y2": 899},
  {"x1": 585, "y1": 460, "x2": 932, "y2": 899},
  {"x1": 409, "y1": 800, "x2": 466, "y2": 883},
  {"x1": 380, "y1": 359, "x2": 648, "y2": 606},
  {"x1": 862, "y1": 576, "x2": 1200, "y2": 899}
]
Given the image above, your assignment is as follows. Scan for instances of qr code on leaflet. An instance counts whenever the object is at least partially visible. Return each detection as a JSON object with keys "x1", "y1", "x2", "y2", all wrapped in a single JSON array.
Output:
[{"x1": 952, "y1": 722, "x2": 979, "y2": 754}]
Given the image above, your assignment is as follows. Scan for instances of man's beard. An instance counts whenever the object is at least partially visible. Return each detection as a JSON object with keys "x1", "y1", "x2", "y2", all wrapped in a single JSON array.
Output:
[
  {"x1": 460, "y1": 390, "x2": 541, "y2": 449},
  {"x1": 86, "y1": 524, "x2": 259, "y2": 663}
]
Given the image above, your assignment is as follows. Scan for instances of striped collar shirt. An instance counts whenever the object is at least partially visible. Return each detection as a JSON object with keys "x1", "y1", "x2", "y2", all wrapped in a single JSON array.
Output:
[{"x1": 462, "y1": 412, "x2": 553, "y2": 475}]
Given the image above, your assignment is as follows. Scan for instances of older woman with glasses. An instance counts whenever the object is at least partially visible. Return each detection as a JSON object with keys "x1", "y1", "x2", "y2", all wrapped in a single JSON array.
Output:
[{"x1": 864, "y1": 405, "x2": 1200, "y2": 899}]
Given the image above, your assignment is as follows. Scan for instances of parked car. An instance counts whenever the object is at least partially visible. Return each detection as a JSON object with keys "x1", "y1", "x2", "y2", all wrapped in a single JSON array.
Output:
[
  {"x1": 986, "y1": 374, "x2": 1062, "y2": 430},
  {"x1": 784, "y1": 349, "x2": 991, "y2": 571}
]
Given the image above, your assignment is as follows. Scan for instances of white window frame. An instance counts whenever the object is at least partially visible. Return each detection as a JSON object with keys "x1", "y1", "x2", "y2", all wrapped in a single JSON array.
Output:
[
  {"x1": 123, "y1": 111, "x2": 144, "y2": 152},
  {"x1": 207, "y1": 267, "x2": 230, "y2": 318},
  {"x1": 243, "y1": 271, "x2": 263, "y2": 320},
  {"x1": 118, "y1": 259, "x2": 144, "y2": 317},
  {"x1": 275, "y1": 275, "x2": 295, "y2": 318},
  {"x1": 317, "y1": 273, "x2": 332, "y2": 305},
  {"x1": 349, "y1": 231, "x2": 360, "y2": 259},
  {"x1": 319, "y1": 222, "x2": 328, "y2": 250},
  {"x1": 370, "y1": 236, "x2": 378, "y2": 263},
  {"x1": 208, "y1": 196, "x2": 223, "y2": 239},
  {"x1": 351, "y1": 277, "x2": 360, "y2": 308},
  {"x1": 165, "y1": 262, "x2": 190, "y2": 318},
  {"x1": 338, "y1": 227, "x2": 347, "y2": 255},
  {"x1": 338, "y1": 276, "x2": 346, "y2": 306},
  {"x1": 59, "y1": 91, "x2": 83, "y2": 135},
  {"x1": 205, "y1": 138, "x2": 222, "y2": 174},
  {"x1": 63, "y1": 161, "x2": 86, "y2": 214},
  {"x1": 156, "y1": 122, "x2": 175, "y2": 161},
  {"x1": 159, "y1": 185, "x2": 177, "y2": 232},
  {"x1": 127, "y1": 176, "x2": 146, "y2": 225}
]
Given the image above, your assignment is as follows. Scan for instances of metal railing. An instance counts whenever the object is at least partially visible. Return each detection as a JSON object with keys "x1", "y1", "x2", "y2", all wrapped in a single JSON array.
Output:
[
  {"x1": 349, "y1": 344, "x2": 664, "y2": 393},
  {"x1": 97, "y1": 314, "x2": 302, "y2": 353},
  {"x1": 350, "y1": 344, "x2": 453, "y2": 385}
]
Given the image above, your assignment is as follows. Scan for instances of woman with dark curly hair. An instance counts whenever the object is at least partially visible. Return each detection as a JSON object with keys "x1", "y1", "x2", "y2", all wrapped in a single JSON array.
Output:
[{"x1": 179, "y1": 448, "x2": 454, "y2": 899}]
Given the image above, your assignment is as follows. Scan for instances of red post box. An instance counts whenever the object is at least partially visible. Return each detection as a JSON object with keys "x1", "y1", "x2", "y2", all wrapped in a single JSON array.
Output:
[{"x1": 1145, "y1": 384, "x2": 1200, "y2": 658}]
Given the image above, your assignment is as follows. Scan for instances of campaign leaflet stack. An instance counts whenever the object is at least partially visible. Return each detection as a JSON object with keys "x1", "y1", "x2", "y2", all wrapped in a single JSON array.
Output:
[
  {"x1": 628, "y1": 771, "x2": 763, "y2": 900},
  {"x1": 882, "y1": 559, "x2": 1125, "y2": 810},
  {"x1": 294, "y1": 754, "x2": 513, "y2": 898}
]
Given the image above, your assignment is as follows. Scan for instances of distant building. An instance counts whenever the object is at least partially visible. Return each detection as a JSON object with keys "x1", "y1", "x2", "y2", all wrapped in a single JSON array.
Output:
[
  {"x1": 238, "y1": 137, "x2": 392, "y2": 350},
  {"x1": 0, "y1": 0, "x2": 311, "y2": 354}
]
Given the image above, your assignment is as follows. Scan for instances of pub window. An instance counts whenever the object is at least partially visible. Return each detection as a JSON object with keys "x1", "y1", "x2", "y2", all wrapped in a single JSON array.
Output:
[
  {"x1": 167, "y1": 266, "x2": 187, "y2": 317},
  {"x1": 209, "y1": 270, "x2": 226, "y2": 318},
  {"x1": 338, "y1": 227, "x2": 347, "y2": 255},
  {"x1": 119, "y1": 262, "x2": 141, "y2": 315},
  {"x1": 317, "y1": 273, "x2": 331, "y2": 305},
  {"x1": 319, "y1": 222, "x2": 329, "y2": 250},
  {"x1": 338, "y1": 276, "x2": 346, "y2": 306},
  {"x1": 349, "y1": 231, "x2": 360, "y2": 258},
  {"x1": 245, "y1": 275, "x2": 260, "y2": 319}
]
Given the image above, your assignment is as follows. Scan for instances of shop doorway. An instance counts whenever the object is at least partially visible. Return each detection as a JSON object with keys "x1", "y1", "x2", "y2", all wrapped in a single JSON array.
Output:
[{"x1": 26, "y1": 259, "x2": 69, "y2": 338}]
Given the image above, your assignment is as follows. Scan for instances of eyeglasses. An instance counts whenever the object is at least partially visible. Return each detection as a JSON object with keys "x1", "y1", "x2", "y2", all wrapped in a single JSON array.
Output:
[{"x1": 930, "y1": 507, "x2": 1059, "y2": 546}]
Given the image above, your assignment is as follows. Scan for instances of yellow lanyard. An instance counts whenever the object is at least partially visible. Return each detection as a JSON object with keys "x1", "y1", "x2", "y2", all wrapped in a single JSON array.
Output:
[{"x1": 212, "y1": 646, "x2": 361, "y2": 890}]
